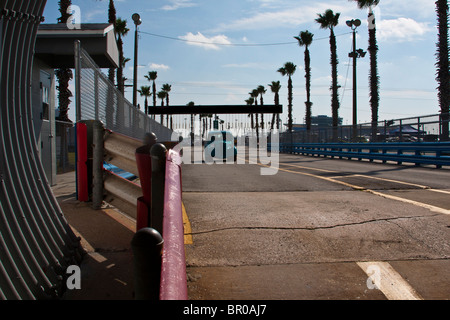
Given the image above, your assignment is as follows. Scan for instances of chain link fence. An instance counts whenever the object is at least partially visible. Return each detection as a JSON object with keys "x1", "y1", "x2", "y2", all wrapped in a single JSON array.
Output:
[
  {"x1": 281, "y1": 113, "x2": 449, "y2": 144},
  {"x1": 78, "y1": 48, "x2": 173, "y2": 142}
]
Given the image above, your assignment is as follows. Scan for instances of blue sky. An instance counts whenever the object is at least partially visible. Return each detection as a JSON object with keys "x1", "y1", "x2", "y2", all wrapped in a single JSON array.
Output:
[{"x1": 43, "y1": 0, "x2": 440, "y2": 125}]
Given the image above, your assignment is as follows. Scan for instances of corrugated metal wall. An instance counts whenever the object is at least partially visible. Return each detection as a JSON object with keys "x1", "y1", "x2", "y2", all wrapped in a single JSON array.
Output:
[{"x1": 0, "y1": 0, "x2": 83, "y2": 300}]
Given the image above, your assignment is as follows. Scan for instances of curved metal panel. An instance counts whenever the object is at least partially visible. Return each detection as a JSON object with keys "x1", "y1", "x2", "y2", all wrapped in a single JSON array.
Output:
[{"x1": 0, "y1": 0, "x2": 83, "y2": 300}]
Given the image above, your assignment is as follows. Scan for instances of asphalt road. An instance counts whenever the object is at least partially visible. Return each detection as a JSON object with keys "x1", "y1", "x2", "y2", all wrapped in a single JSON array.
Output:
[{"x1": 182, "y1": 148, "x2": 450, "y2": 300}]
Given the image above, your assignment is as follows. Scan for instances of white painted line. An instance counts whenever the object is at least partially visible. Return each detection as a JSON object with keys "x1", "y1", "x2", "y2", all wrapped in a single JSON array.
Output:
[
  {"x1": 357, "y1": 261, "x2": 423, "y2": 300},
  {"x1": 366, "y1": 189, "x2": 450, "y2": 215},
  {"x1": 428, "y1": 189, "x2": 450, "y2": 195}
]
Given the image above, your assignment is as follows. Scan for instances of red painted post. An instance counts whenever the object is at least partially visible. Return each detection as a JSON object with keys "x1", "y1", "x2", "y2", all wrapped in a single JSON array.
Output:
[
  {"x1": 76, "y1": 122, "x2": 89, "y2": 202},
  {"x1": 135, "y1": 147, "x2": 154, "y2": 231},
  {"x1": 159, "y1": 149, "x2": 187, "y2": 300}
]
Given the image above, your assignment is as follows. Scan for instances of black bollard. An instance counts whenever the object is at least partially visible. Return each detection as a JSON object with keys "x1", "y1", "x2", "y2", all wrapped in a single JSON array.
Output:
[{"x1": 131, "y1": 228, "x2": 164, "y2": 300}]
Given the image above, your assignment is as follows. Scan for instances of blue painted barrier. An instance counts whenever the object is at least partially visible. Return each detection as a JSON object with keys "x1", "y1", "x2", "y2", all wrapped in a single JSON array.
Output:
[{"x1": 269, "y1": 142, "x2": 450, "y2": 168}]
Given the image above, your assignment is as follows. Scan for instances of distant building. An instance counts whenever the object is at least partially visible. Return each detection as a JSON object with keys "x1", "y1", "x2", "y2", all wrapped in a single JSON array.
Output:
[{"x1": 287, "y1": 115, "x2": 343, "y2": 132}]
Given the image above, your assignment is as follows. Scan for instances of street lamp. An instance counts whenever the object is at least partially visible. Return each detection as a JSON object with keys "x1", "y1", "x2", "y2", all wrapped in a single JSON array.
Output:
[
  {"x1": 132, "y1": 13, "x2": 142, "y2": 108},
  {"x1": 346, "y1": 19, "x2": 366, "y2": 140}
]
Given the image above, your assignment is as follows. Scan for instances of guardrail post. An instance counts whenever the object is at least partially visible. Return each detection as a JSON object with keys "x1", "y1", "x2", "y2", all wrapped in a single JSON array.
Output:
[
  {"x1": 150, "y1": 143, "x2": 167, "y2": 234},
  {"x1": 131, "y1": 228, "x2": 164, "y2": 300},
  {"x1": 92, "y1": 121, "x2": 105, "y2": 209}
]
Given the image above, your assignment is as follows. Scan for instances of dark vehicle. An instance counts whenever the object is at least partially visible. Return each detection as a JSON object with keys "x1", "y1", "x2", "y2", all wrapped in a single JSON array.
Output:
[{"x1": 204, "y1": 131, "x2": 237, "y2": 162}]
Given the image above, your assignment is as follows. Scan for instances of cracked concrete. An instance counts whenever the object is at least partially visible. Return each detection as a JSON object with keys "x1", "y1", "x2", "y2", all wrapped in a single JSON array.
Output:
[{"x1": 182, "y1": 153, "x2": 450, "y2": 299}]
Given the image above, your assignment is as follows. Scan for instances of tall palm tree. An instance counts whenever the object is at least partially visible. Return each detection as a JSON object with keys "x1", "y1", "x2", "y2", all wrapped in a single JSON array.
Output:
[
  {"x1": 257, "y1": 85, "x2": 267, "y2": 131},
  {"x1": 350, "y1": 0, "x2": 381, "y2": 141},
  {"x1": 277, "y1": 62, "x2": 297, "y2": 132},
  {"x1": 57, "y1": 0, "x2": 72, "y2": 23},
  {"x1": 137, "y1": 86, "x2": 151, "y2": 114},
  {"x1": 435, "y1": 0, "x2": 450, "y2": 141},
  {"x1": 157, "y1": 91, "x2": 167, "y2": 125},
  {"x1": 145, "y1": 71, "x2": 158, "y2": 109},
  {"x1": 316, "y1": 9, "x2": 341, "y2": 140},
  {"x1": 56, "y1": 0, "x2": 73, "y2": 171},
  {"x1": 250, "y1": 89, "x2": 260, "y2": 142},
  {"x1": 162, "y1": 84, "x2": 172, "y2": 128},
  {"x1": 115, "y1": 18, "x2": 129, "y2": 94},
  {"x1": 268, "y1": 81, "x2": 281, "y2": 130},
  {"x1": 108, "y1": 0, "x2": 116, "y2": 85},
  {"x1": 245, "y1": 97, "x2": 255, "y2": 132},
  {"x1": 295, "y1": 30, "x2": 314, "y2": 131}
]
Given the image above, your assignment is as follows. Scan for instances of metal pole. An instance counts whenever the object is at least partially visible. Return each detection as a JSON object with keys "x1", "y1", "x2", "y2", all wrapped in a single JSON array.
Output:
[
  {"x1": 352, "y1": 29, "x2": 357, "y2": 141},
  {"x1": 92, "y1": 121, "x2": 104, "y2": 210},
  {"x1": 133, "y1": 25, "x2": 139, "y2": 108},
  {"x1": 74, "y1": 40, "x2": 82, "y2": 122},
  {"x1": 150, "y1": 143, "x2": 167, "y2": 234}
]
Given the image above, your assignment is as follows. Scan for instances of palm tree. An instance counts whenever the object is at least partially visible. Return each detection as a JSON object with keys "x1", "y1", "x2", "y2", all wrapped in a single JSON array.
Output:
[
  {"x1": 245, "y1": 97, "x2": 255, "y2": 132},
  {"x1": 108, "y1": 0, "x2": 116, "y2": 85},
  {"x1": 162, "y1": 84, "x2": 172, "y2": 128},
  {"x1": 145, "y1": 71, "x2": 158, "y2": 110},
  {"x1": 56, "y1": 0, "x2": 73, "y2": 171},
  {"x1": 57, "y1": 0, "x2": 72, "y2": 23},
  {"x1": 316, "y1": 9, "x2": 341, "y2": 140},
  {"x1": 157, "y1": 91, "x2": 167, "y2": 125},
  {"x1": 115, "y1": 18, "x2": 129, "y2": 94},
  {"x1": 295, "y1": 30, "x2": 314, "y2": 131},
  {"x1": 268, "y1": 81, "x2": 281, "y2": 130},
  {"x1": 138, "y1": 86, "x2": 151, "y2": 114},
  {"x1": 257, "y1": 85, "x2": 267, "y2": 131},
  {"x1": 250, "y1": 89, "x2": 260, "y2": 142},
  {"x1": 277, "y1": 62, "x2": 297, "y2": 132},
  {"x1": 350, "y1": 0, "x2": 381, "y2": 141},
  {"x1": 435, "y1": 0, "x2": 450, "y2": 141}
]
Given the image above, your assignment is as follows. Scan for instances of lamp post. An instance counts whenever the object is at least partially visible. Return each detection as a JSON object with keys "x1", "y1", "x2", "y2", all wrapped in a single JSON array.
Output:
[
  {"x1": 132, "y1": 13, "x2": 142, "y2": 108},
  {"x1": 346, "y1": 19, "x2": 366, "y2": 140}
]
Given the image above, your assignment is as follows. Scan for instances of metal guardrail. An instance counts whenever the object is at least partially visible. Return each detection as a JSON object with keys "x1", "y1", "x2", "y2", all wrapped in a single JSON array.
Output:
[
  {"x1": 83, "y1": 122, "x2": 187, "y2": 300},
  {"x1": 0, "y1": 1, "x2": 83, "y2": 300},
  {"x1": 274, "y1": 142, "x2": 450, "y2": 168}
]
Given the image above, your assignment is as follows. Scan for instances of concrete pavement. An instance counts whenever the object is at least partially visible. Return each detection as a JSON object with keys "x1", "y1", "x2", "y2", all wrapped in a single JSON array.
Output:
[
  {"x1": 53, "y1": 172, "x2": 135, "y2": 300},
  {"x1": 182, "y1": 152, "x2": 450, "y2": 300}
]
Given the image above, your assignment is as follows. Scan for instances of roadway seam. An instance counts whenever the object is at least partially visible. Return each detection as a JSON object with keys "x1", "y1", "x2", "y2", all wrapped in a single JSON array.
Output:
[
  {"x1": 185, "y1": 214, "x2": 439, "y2": 235},
  {"x1": 185, "y1": 257, "x2": 450, "y2": 269}
]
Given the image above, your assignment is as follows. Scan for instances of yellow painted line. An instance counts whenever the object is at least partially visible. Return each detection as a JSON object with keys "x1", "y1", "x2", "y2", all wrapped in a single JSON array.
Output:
[
  {"x1": 357, "y1": 261, "x2": 423, "y2": 300},
  {"x1": 346, "y1": 175, "x2": 430, "y2": 189},
  {"x1": 244, "y1": 157, "x2": 450, "y2": 214},
  {"x1": 242, "y1": 157, "x2": 365, "y2": 190},
  {"x1": 182, "y1": 202, "x2": 193, "y2": 245},
  {"x1": 103, "y1": 208, "x2": 136, "y2": 233},
  {"x1": 279, "y1": 161, "x2": 337, "y2": 173}
]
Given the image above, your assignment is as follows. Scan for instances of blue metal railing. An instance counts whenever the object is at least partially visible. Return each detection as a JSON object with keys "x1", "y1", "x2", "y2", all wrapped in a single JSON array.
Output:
[{"x1": 270, "y1": 142, "x2": 450, "y2": 168}]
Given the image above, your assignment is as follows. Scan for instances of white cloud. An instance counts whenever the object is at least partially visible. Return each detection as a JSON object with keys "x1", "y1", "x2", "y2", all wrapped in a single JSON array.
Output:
[
  {"x1": 211, "y1": 3, "x2": 350, "y2": 32},
  {"x1": 222, "y1": 62, "x2": 273, "y2": 70},
  {"x1": 178, "y1": 32, "x2": 231, "y2": 50},
  {"x1": 377, "y1": 18, "x2": 432, "y2": 42},
  {"x1": 149, "y1": 63, "x2": 170, "y2": 70},
  {"x1": 161, "y1": 0, "x2": 196, "y2": 11}
]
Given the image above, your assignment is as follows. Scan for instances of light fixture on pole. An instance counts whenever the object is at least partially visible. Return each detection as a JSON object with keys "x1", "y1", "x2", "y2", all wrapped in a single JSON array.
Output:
[
  {"x1": 132, "y1": 13, "x2": 142, "y2": 108},
  {"x1": 346, "y1": 19, "x2": 366, "y2": 140}
]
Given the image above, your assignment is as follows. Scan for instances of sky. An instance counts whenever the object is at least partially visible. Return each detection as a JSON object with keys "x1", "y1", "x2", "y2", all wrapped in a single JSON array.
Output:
[{"x1": 43, "y1": 0, "x2": 441, "y2": 125}]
